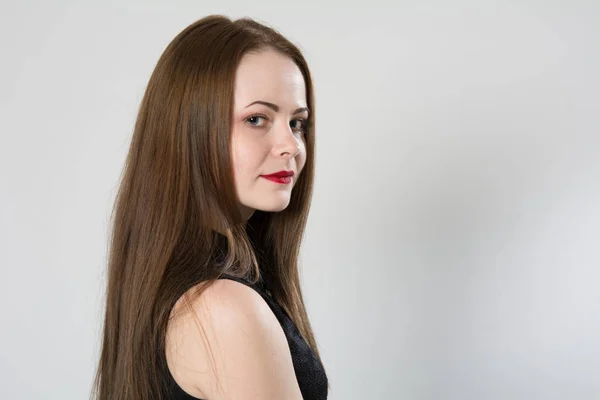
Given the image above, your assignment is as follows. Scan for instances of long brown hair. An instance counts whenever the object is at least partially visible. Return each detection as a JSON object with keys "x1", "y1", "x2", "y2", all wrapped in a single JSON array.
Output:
[{"x1": 93, "y1": 14, "x2": 325, "y2": 400}]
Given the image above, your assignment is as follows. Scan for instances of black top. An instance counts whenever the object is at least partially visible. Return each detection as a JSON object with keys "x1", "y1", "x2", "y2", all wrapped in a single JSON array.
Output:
[{"x1": 164, "y1": 239, "x2": 328, "y2": 399}]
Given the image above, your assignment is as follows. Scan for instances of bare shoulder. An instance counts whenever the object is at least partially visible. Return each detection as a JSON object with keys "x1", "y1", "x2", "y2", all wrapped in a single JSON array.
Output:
[{"x1": 165, "y1": 279, "x2": 303, "y2": 400}]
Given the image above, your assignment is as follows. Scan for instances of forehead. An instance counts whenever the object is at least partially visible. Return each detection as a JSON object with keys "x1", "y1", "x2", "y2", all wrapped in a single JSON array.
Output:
[{"x1": 234, "y1": 50, "x2": 306, "y2": 106}]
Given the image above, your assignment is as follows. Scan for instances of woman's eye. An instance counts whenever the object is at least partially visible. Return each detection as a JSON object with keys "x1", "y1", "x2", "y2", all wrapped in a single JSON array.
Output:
[
  {"x1": 247, "y1": 115, "x2": 268, "y2": 127},
  {"x1": 291, "y1": 119, "x2": 308, "y2": 134}
]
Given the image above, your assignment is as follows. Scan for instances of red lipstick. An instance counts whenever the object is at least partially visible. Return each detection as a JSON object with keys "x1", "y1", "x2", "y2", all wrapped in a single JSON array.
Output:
[{"x1": 261, "y1": 170, "x2": 294, "y2": 184}]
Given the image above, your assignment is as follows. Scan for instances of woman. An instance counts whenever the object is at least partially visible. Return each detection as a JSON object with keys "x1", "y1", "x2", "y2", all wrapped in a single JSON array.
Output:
[{"x1": 93, "y1": 14, "x2": 329, "y2": 400}]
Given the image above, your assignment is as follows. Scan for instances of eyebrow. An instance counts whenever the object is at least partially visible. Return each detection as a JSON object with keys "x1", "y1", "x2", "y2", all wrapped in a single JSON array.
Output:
[{"x1": 245, "y1": 100, "x2": 311, "y2": 117}]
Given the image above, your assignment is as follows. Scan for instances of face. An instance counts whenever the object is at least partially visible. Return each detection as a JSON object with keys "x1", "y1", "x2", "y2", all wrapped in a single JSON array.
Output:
[{"x1": 231, "y1": 49, "x2": 309, "y2": 220}]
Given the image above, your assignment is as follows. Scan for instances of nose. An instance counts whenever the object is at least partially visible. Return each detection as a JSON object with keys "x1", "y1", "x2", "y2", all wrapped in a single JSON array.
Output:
[{"x1": 272, "y1": 121, "x2": 302, "y2": 159}]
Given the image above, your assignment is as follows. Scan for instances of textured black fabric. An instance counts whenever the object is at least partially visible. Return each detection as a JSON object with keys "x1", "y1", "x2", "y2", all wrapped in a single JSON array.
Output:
[{"x1": 165, "y1": 237, "x2": 328, "y2": 399}]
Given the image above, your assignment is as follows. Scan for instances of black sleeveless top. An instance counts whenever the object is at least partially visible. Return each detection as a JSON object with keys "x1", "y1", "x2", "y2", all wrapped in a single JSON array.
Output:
[{"x1": 164, "y1": 237, "x2": 329, "y2": 399}]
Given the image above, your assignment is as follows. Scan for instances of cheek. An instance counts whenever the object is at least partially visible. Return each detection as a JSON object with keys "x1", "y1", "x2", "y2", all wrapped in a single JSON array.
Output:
[
  {"x1": 297, "y1": 151, "x2": 308, "y2": 175},
  {"x1": 231, "y1": 144, "x2": 243, "y2": 173},
  {"x1": 231, "y1": 138, "x2": 246, "y2": 180},
  {"x1": 232, "y1": 136, "x2": 261, "y2": 177}
]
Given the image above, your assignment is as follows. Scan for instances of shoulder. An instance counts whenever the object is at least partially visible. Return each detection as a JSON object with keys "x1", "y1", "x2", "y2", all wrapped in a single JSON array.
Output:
[
  {"x1": 166, "y1": 279, "x2": 302, "y2": 400},
  {"x1": 190, "y1": 278, "x2": 274, "y2": 335}
]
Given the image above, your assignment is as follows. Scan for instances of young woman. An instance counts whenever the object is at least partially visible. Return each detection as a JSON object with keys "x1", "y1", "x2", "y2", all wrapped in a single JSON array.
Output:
[{"x1": 93, "y1": 14, "x2": 329, "y2": 400}]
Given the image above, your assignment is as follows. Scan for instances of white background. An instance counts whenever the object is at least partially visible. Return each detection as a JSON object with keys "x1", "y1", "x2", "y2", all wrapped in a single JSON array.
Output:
[{"x1": 1, "y1": 1, "x2": 599, "y2": 399}]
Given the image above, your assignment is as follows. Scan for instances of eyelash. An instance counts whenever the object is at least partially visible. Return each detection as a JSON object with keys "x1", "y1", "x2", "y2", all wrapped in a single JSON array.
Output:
[{"x1": 246, "y1": 114, "x2": 309, "y2": 135}]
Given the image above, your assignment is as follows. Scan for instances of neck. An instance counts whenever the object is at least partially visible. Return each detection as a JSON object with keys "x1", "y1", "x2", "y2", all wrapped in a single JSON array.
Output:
[{"x1": 212, "y1": 206, "x2": 255, "y2": 236}]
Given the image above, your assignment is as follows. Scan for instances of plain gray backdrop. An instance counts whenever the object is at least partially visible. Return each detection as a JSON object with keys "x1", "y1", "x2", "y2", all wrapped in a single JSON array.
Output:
[{"x1": 1, "y1": 1, "x2": 599, "y2": 399}]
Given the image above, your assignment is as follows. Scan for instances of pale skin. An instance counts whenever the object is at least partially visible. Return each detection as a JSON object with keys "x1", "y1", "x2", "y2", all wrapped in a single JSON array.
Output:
[{"x1": 165, "y1": 49, "x2": 309, "y2": 399}]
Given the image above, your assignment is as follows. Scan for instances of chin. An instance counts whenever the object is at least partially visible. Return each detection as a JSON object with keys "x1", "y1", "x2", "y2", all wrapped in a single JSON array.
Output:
[
  {"x1": 247, "y1": 196, "x2": 291, "y2": 213},
  {"x1": 259, "y1": 201, "x2": 290, "y2": 213},
  {"x1": 267, "y1": 204, "x2": 289, "y2": 212}
]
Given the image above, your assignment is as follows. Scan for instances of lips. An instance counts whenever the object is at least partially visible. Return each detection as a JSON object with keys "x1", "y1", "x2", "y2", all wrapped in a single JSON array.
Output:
[
  {"x1": 262, "y1": 170, "x2": 294, "y2": 178},
  {"x1": 262, "y1": 175, "x2": 292, "y2": 184}
]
